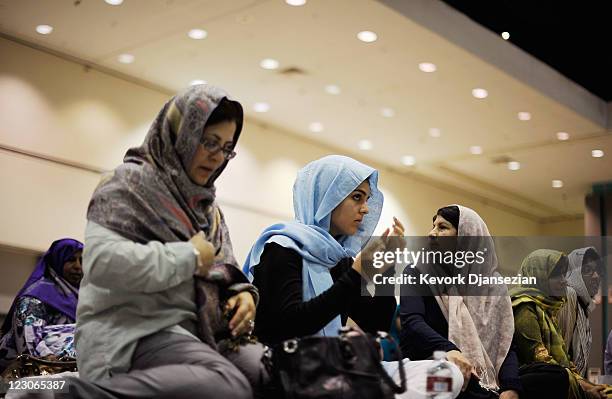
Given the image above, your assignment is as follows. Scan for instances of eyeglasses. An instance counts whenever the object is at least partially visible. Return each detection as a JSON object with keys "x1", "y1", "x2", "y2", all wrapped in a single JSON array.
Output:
[
  {"x1": 200, "y1": 137, "x2": 236, "y2": 160},
  {"x1": 582, "y1": 262, "x2": 602, "y2": 277}
]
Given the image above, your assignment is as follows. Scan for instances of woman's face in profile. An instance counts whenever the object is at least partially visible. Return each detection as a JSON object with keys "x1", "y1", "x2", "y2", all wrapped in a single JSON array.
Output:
[
  {"x1": 549, "y1": 255, "x2": 568, "y2": 297},
  {"x1": 329, "y1": 180, "x2": 371, "y2": 237},
  {"x1": 429, "y1": 215, "x2": 457, "y2": 238},
  {"x1": 428, "y1": 215, "x2": 457, "y2": 253},
  {"x1": 188, "y1": 120, "x2": 236, "y2": 186},
  {"x1": 63, "y1": 250, "x2": 83, "y2": 287},
  {"x1": 582, "y1": 253, "x2": 602, "y2": 297}
]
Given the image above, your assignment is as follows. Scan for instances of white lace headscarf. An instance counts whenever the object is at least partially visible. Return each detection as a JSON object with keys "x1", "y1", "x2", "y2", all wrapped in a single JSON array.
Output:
[{"x1": 434, "y1": 205, "x2": 514, "y2": 391}]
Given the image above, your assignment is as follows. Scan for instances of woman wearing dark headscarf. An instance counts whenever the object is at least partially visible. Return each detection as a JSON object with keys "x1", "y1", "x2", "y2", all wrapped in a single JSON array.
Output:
[
  {"x1": 0, "y1": 238, "x2": 83, "y2": 371},
  {"x1": 558, "y1": 247, "x2": 602, "y2": 377},
  {"x1": 511, "y1": 249, "x2": 607, "y2": 399},
  {"x1": 61, "y1": 85, "x2": 259, "y2": 399},
  {"x1": 400, "y1": 205, "x2": 521, "y2": 399}
]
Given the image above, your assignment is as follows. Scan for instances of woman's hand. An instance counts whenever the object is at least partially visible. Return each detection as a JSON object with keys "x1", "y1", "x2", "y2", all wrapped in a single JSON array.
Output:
[
  {"x1": 446, "y1": 350, "x2": 474, "y2": 391},
  {"x1": 225, "y1": 292, "x2": 256, "y2": 337},
  {"x1": 353, "y1": 217, "x2": 406, "y2": 278},
  {"x1": 190, "y1": 232, "x2": 215, "y2": 276},
  {"x1": 499, "y1": 390, "x2": 519, "y2": 399},
  {"x1": 579, "y1": 379, "x2": 606, "y2": 399}
]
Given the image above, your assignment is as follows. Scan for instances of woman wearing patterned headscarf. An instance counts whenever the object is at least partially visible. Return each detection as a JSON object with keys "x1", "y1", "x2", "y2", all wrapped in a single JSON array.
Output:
[
  {"x1": 62, "y1": 85, "x2": 259, "y2": 399},
  {"x1": 243, "y1": 155, "x2": 397, "y2": 343},
  {"x1": 558, "y1": 247, "x2": 602, "y2": 377},
  {"x1": 0, "y1": 238, "x2": 83, "y2": 371},
  {"x1": 511, "y1": 249, "x2": 607, "y2": 399}
]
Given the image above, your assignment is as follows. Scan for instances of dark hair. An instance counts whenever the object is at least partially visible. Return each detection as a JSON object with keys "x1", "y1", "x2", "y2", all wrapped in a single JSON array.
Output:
[
  {"x1": 551, "y1": 254, "x2": 569, "y2": 277},
  {"x1": 583, "y1": 248, "x2": 601, "y2": 264},
  {"x1": 205, "y1": 97, "x2": 243, "y2": 139},
  {"x1": 434, "y1": 205, "x2": 460, "y2": 230}
]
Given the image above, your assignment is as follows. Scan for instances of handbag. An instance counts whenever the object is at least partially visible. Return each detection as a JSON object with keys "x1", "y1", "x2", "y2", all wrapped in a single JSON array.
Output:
[
  {"x1": 264, "y1": 327, "x2": 406, "y2": 399},
  {"x1": 1, "y1": 354, "x2": 77, "y2": 380}
]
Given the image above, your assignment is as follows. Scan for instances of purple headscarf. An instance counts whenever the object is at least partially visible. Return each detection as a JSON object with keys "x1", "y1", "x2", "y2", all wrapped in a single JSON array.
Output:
[{"x1": 1, "y1": 238, "x2": 83, "y2": 335}]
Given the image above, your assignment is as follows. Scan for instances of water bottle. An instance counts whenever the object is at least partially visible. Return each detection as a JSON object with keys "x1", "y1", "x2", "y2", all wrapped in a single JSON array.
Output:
[{"x1": 426, "y1": 351, "x2": 454, "y2": 398}]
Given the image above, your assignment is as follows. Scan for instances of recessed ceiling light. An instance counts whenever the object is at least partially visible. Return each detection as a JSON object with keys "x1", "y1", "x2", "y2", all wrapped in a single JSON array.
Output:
[
  {"x1": 324, "y1": 84, "x2": 341, "y2": 95},
  {"x1": 309, "y1": 122, "x2": 324, "y2": 133},
  {"x1": 508, "y1": 161, "x2": 521, "y2": 171},
  {"x1": 357, "y1": 30, "x2": 378, "y2": 43},
  {"x1": 188, "y1": 29, "x2": 207, "y2": 40},
  {"x1": 517, "y1": 112, "x2": 531, "y2": 121},
  {"x1": 418, "y1": 62, "x2": 437, "y2": 73},
  {"x1": 501, "y1": 31, "x2": 510, "y2": 40},
  {"x1": 401, "y1": 155, "x2": 416, "y2": 166},
  {"x1": 104, "y1": 0, "x2": 123, "y2": 5},
  {"x1": 285, "y1": 0, "x2": 306, "y2": 5},
  {"x1": 381, "y1": 107, "x2": 395, "y2": 118},
  {"x1": 470, "y1": 146, "x2": 483, "y2": 155},
  {"x1": 190, "y1": 79, "x2": 207, "y2": 86},
  {"x1": 260, "y1": 58, "x2": 279, "y2": 70},
  {"x1": 429, "y1": 128, "x2": 441, "y2": 138},
  {"x1": 472, "y1": 88, "x2": 488, "y2": 99},
  {"x1": 358, "y1": 139, "x2": 373, "y2": 150},
  {"x1": 253, "y1": 102, "x2": 270, "y2": 113},
  {"x1": 118, "y1": 53, "x2": 135, "y2": 64},
  {"x1": 592, "y1": 149, "x2": 604, "y2": 158},
  {"x1": 556, "y1": 132, "x2": 570, "y2": 141},
  {"x1": 35, "y1": 25, "x2": 53, "y2": 35},
  {"x1": 552, "y1": 180, "x2": 563, "y2": 188}
]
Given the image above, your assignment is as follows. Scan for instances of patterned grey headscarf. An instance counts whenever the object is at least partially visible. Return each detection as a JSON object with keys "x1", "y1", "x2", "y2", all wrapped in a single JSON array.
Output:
[{"x1": 87, "y1": 84, "x2": 241, "y2": 266}]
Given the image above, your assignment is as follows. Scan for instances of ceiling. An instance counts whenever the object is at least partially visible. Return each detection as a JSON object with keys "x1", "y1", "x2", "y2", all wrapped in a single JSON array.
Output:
[
  {"x1": 0, "y1": 0, "x2": 610, "y2": 222},
  {"x1": 441, "y1": 0, "x2": 612, "y2": 102}
]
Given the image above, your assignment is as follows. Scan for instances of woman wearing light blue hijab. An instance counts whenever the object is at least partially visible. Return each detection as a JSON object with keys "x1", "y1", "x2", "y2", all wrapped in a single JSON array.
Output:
[{"x1": 243, "y1": 155, "x2": 398, "y2": 344}]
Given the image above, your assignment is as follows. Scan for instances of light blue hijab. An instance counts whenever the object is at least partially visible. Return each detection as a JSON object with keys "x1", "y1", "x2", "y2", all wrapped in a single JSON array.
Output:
[{"x1": 243, "y1": 155, "x2": 383, "y2": 336}]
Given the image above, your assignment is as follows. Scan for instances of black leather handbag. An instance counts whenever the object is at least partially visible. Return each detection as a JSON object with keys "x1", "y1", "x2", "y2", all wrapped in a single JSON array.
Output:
[
  {"x1": 264, "y1": 327, "x2": 406, "y2": 399},
  {"x1": 1, "y1": 354, "x2": 77, "y2": 380}
]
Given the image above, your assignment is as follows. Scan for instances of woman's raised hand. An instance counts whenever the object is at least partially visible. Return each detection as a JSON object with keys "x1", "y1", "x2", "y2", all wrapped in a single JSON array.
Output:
[
  {"x1": 383, "y1": 216, "x2": 406, "y2": 252},
  {"x1": 353, "y1": 217, "x2": 406, "y2": 277},
  {"x1": 190, "y1": 232, "x2": 215, "y2": 276}
]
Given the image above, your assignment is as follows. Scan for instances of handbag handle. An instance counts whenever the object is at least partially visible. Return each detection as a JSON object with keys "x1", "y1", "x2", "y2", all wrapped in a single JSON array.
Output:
[
  {"x1": 373, "y1": 331, "x2": 406, "y2": 394},
  {"x1": 339, "y1": 328, "x2": 406, "y2": 394}
]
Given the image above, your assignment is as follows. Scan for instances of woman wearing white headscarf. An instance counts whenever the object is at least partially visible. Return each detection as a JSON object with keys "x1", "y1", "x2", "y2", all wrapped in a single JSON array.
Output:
[
  {"x1": 558, "y1": 247, "x2": 602, "y2": 376},
  {"x1": 400, "y1": 205, "x2": 520, "y2": 399}
]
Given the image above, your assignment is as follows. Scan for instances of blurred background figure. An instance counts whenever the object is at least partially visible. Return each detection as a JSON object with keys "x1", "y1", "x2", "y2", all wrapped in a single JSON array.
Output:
[
  {"x1": 0, "y1": 238, "x2": 83, "y2": 372},
  {"x1": 559, "y1": 247, "x2": 602, "y2": 377}
]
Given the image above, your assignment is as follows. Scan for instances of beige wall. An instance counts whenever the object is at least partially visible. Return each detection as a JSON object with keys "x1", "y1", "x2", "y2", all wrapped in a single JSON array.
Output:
[
  {"x1": 1, "y1": 37, "x2": 564, "y2": 273},
  {"x1": 539, "y1": 218, "x2": 585, "y2": 236}
]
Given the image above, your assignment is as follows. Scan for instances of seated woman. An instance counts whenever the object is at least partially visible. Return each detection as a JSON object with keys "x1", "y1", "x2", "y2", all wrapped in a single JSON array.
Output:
[
  {"x1": 558, "y1": 247, "x2": 602, "y2": 377},
  {"x1": 243, "y1": 155, "x2": 397, "y2": 344},
  {"x1": 605, "y1": 330, "x2": 612, "y2": 376},
  {"x1": 511, "y1": 249, "x2": 607, "y2": 399},
  {"x1": 0, "y1": 238, "x2": 83, "y2": 372},
  {"x1": 400, "y1": 205, "x2": 521, "y2": 399},
  {"x1": 60, "y1": 85, "x2": 261, "y2": 398}
]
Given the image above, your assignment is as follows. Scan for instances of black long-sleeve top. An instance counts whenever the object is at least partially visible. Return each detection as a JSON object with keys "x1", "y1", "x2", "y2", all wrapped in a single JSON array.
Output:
[
  {"x1": 251, "y1": 242, "x2": 397, "y2": 345},
  {"x1": 399, "y1": 269, "x2": 522, "y2": 393}
]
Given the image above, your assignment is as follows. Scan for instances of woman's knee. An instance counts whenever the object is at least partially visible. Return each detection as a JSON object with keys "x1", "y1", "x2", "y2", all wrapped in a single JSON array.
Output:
[{"x1": 221, "y1": 342, "x2": 270, "y2": 391}]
